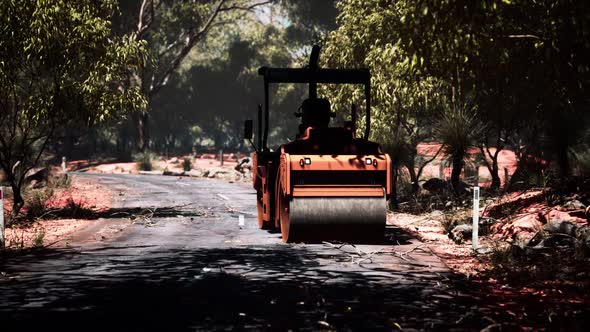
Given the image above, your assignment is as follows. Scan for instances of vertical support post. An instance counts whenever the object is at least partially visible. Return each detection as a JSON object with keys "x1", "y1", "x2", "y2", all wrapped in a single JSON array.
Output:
[
  {"x1": 0, "y1": 187, "x2": 4, "y2": 249},
  {"x1": 257, "y1": 104, "x2": 263, "y2": 150},
  {"x1": 61, "y1": 156, "x2": 67, "y2": 173},
  {"x1": 263, "y1": 80, "x2": 269, "y2": 151},
  {"x1": 364, "y1": 83, "x2": 371, "y2": 140},
  {"x1": 472, "y1": 186, "x2": 480, "y2": 250},
  {"x1": 219, "y1": 149, "x2": 224, "y2": 167}
]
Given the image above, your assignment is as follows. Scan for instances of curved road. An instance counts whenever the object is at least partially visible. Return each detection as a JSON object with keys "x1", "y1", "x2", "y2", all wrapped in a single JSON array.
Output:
[{"x1": 0, "y1": 173, "x2": 582, "y2": 331}]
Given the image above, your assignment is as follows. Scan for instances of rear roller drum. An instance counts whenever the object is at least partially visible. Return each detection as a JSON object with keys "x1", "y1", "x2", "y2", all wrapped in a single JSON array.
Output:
[{"x1": 280, "y1": 195, "x2": 386, "y2": 243}]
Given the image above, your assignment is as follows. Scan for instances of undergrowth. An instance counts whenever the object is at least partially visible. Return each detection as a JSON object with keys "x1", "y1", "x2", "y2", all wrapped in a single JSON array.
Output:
[
  {"x1": 135, "y1": 152, "x2": 154, "y2": 171},
  {"x1": 182, "y1": 158, "x2": 192, "y2": 171}
]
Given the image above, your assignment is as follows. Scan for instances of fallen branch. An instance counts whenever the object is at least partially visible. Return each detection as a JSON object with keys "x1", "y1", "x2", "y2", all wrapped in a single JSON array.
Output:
[{"x1": 322, "y1": 241, "x2": 428, "y2": 265}]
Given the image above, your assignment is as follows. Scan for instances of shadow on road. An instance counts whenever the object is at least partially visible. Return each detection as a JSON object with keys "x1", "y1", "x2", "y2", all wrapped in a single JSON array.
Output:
[{"x1": 1, "y1": 231, "x2": 588, "y2": 331}]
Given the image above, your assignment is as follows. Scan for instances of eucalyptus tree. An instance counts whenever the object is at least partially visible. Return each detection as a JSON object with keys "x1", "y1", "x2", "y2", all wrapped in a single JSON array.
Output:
[
  {"x1": 321, "y1": 0, "x2": 446, "y2": 194},
  {"x1": 0, "y1": 0, "x2": 146, "y2": 216},
  {"x1": 119, "y1": 0, "x2": 272, "y2": 151},
  {"x1": 402, "y1": 0, "x2": 590, "y2": 181}
]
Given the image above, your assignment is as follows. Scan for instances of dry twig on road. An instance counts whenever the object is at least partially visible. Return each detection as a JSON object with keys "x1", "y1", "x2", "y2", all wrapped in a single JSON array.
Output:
[{"x1": 322, "y1": 241, "x2": 429, "y2": 265}]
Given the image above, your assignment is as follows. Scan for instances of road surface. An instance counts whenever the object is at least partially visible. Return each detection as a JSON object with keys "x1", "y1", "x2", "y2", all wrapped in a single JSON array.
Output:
[{"x1": 0, "y1": 173, "x2": 580, "y2": 331}]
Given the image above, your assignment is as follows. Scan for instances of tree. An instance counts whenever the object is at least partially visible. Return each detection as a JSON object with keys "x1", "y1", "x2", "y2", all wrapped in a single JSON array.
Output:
[
  {"x1": 435, "y1": 102, "x2": 483, "y2": 191},
  {"x1": 402, "y1": 0, "x2": 590, "y2": 181},
  {"x1": 0, "y1": 0, "x2": 146, "y2": 216},
  {"x1": 321, "y1": 0, "x2": 446, "y2": 195},
  {"x1": 121, "y1": 0, "x2": 272, "y2": 151}
]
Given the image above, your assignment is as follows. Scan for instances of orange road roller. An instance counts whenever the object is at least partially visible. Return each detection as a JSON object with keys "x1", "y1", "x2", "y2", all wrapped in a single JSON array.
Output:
[{"x1": 244, "y1": 45, "x2": 392, "y2": 243}]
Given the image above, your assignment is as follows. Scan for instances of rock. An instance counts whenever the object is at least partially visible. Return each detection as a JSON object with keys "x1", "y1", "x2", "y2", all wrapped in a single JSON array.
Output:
[
  {"x1": 544, "y1": 208, "x2": 587, "y2": 224},
  {"x1": 563, "y1": 200, "x2": 586, "y2": 210},
  {"x1": 25, "y1": 167, "x2": 48, "y2": 184},
  {"x1": 169, "y1": 157, "x2": 179, "y2": 164},
  {"x1": 512, "y1": 214, "x2": 542, "y2": 231},
  {"x1": 207, "y1": 168, "x2": 228, "y2": 178},
  {"x1": 449, "y1": 224, "x2": 472, "y2": 244},
  {"x1": 430, "y1": 210, "x2": 444, "y2": 218}
]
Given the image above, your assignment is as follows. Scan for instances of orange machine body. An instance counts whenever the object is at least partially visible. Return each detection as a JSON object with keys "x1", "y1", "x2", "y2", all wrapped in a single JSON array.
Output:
[{"x1": 252, "y1": 126, "x2": 391, "y2": 229}]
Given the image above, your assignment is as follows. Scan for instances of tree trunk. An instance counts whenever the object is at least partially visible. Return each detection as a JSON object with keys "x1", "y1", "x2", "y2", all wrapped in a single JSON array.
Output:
[
  {"x1": 451, "y1": 150, "x2": 465, "y2": 191},
  {"x1": 138, "y1": 112, "x2": 149, "y2": 152},
  {"x1": 556, "y1": 144, "x2": 570, "y2": 179},
  {"x1": 10, "y1": 181, "x2": 24, "y2": 217},
  {"x1": 391, "y1": 165, "x2": 399, "y2": 209},
  {"x1": 407, "y1": 166, "x2": 420, "y2": 193},
  {"x1": 480, "y1": 145, "x2": 503, "y2": 191},
  {"x1": 490, "y1": 158, "x2": 501, "y2": 190}
]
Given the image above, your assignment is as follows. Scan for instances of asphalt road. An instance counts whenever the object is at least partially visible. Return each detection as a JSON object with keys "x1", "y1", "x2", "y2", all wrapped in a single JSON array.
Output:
[{"x1": 0, "y1": 173, "x2": 584, "y2": 331}]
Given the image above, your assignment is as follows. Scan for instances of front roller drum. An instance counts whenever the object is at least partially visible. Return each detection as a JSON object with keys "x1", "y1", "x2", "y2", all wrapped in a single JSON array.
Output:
[{"x1": 280, "y1": 189, "x2": 386, "y2": 243}]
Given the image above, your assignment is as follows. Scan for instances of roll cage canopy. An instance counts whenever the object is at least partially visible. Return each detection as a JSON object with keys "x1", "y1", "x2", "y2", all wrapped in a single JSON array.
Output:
[
  {"x1": 257, "y1": 52, "x2": 372, "y2": 152},
  {"x1": 257, "y1": 67, "x2": 370, "y2": 85}
]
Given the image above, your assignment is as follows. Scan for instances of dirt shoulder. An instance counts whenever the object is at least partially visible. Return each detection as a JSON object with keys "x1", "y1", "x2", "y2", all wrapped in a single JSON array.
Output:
[
  {"x1": 3, "y1": 174, "x2": 125, "y2": 250},
  {"x1": 388, "y1": 190, "x2": 590, "y2": 319},
  {"x1": 73, "y1": 153, "x2": 252, "y2": 183}
]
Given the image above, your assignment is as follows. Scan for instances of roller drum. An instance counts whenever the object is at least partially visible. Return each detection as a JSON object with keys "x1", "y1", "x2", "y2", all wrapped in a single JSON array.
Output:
[{"x1": 286, "y1": 195, "x2": 386, "y2": 242}]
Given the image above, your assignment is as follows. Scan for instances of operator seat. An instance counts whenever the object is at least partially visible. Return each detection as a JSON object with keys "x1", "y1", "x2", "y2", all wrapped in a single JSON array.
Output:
[{"x1": 297, "y1": 98, "x2": 333, "y2": 136}]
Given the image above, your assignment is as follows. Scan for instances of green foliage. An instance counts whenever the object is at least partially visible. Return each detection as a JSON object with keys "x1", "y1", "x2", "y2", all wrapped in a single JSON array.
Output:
[
  {"x1": 0, "y1": 0, "x2": 146, "y2": 127},
  {"x1": 25, "y1": 187, "x2": 54, "y2": 221},
  {"x1": 135, "y1": 153, "x2": 154, "y2": 171},
  {"x1": 33, "y1": 229, "x2": 46, "y2": 248},
  {"x1": 435, "y1": 103, "x2": 483, "y2": 158},
  {"x1": 279, "y1": 0, "x2": 338, "y2": 45},
  {"x1": 0, "y1": 0, "x2": 146, "y2": 215},
  {"x1": 182, "y1": 158, "x2": 193, "y2": 172},
  {"x1": 48, "y1": 174, "x2": 72, "y2": 190},
  {"x1": 323, "y1": 0, "x2": 590, "y2": 193},
  {"x1": 321, "y1": 0, "x2": 446, "y2": 192},
  {"x1": 146, "y1": 4, "x2": 305, "y2": 151}
]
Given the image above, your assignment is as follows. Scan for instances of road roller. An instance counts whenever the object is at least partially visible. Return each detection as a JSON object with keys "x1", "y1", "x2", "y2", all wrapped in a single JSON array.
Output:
[{"x1": 244, "y1": 45, "x2": 392, "y2": 243}]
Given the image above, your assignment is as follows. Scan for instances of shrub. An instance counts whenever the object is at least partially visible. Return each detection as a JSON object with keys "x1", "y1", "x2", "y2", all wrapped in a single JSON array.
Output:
[
  {"x1": 135, "y1": 152, "x2": 154, "y2": 171},
  {"x1": 25, "y1": 188, "x2": 54, "y2": 221},
  {"x1": 48, "y1": 173, "x2": 71, "y2": 189},
  {"x1": 182, "y1": 158, "x2": 192, "y2": 172},
  {"x1": 33, "y1": 228, "x2": 45, "y2": 247}
]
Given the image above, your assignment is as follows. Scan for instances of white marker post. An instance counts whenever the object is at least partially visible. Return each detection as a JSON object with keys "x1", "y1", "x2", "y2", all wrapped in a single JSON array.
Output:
[
  {"x1": 0, "y1": 187, "x2": 4, "y2": 248},
  {"x1": 61, "y1": 156, "x2": 67, "y2": 173},
  {"x1": 472, "y1": 186, "x2": 480, "y2": 250},
  {"x1": 238, "y1": 215, "x2": 245, "y2": 228}
]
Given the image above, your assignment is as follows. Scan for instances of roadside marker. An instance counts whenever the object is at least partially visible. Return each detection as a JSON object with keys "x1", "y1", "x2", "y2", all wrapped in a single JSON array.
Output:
[
  {"x1": 217, "y1": 193, "x2": 229, "y2": 201},
  {"x1": 0, "y1": 187, "x2": 4, "y2": 248},
  {"x1": 238, "y1": 215, "x2": 245, "y2": 227},
  {"x1": 472, "y1": 186, "x2": 480, "y2": 250}
]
